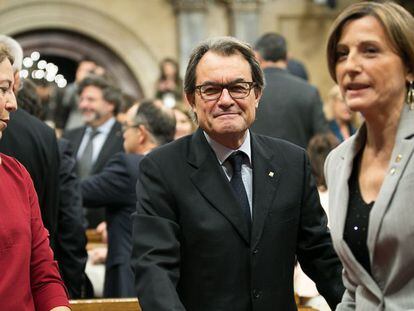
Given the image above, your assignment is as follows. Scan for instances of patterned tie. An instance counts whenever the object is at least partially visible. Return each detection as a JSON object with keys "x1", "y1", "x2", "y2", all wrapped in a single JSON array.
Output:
[
  {"x1": 227, "y1": 151, "x2": 252, "y2": 231},
  {"x1": 77, "y1": 129, "x2": 99, "y2": 179}
]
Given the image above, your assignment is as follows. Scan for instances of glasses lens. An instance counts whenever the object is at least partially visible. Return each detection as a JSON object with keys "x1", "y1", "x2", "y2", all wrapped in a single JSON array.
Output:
[
  {"x1": 200, "y1": 85, "x2": 223, "y2": 100},
  {"x1": 228, "y1": 82, "x2": 251, "y2": 99}
]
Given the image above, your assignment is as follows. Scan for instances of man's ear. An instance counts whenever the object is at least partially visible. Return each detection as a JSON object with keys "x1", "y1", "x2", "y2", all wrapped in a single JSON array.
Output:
[
  {"x1": 185, "y1": 93, "x2": 196, "y2": 112},
  {"x1": 254, "y1": 89, "x2": 262, "y2": 108},
  {"x1": 13, "y1": 72, "x2": 20, "y2": 95},
  {"x1": 137, "y1": 124, "x2": 148, "y2": 144}
]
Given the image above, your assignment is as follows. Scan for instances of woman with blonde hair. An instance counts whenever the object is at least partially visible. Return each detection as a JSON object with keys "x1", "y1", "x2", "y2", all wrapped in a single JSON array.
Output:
[
  {"x1": 0, "y1": 45, "x2": 69, "y2": 310},
  {"x1": 324, "y1": 85, "x2": 359, "y2": 142}
]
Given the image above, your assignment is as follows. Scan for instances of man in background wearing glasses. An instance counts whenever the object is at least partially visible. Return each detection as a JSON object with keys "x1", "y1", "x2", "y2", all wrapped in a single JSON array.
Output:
[
  {"x1": 132, "y1": 37, "x2": 344, "y2": 311},
  {"x1": 81, "y1": 100, "x2": 176, "y2": 298}
]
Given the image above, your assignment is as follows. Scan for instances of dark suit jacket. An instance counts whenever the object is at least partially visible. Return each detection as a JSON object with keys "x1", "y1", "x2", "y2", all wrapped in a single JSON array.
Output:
[
  {"x1": 63, "y1": 121, "x2": 124, "y2": 228},
  {"x1": 132, "y1": 129, "x2": 344, "y2": 311},
  {"x1": 0, "y1": 108, "x2": 60, "y2": 247},
  {"x1": 251, "y1": 67, "x2": 328, "y2": 149},
  {"x1": 56, "y1": 138, "x2": 89, "y2": 298},
  {"x1": 82, "y1": 152, "x2": 142, "y2": 298}
]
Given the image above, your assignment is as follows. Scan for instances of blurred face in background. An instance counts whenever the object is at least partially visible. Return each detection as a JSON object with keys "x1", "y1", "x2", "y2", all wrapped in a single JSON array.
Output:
[
  {"x1": 173, "y1": 108, "x2": 193, "y2": 139},
  {"x1": 76, "y1": 60, "x2": 97, "y2": 82},
  {"x1": 122, "y1": 104, "x2": 140, "y2": 153},
  {"x1": 333, "y1": 95, "x2": 352, "y2": 123},
  {"x1": 162, "y1": 61, "x2": 177, "y2": 79},
  {"x1": 0, "y1": 58, "x2": 17, "y2": 140},
  {"x1": 78, "y1": 85, "x2": 114, "y2": 127}
]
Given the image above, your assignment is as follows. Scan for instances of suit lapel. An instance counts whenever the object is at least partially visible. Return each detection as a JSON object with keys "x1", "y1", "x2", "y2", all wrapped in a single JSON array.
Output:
[
  {"x1": 188, "y1": 129, "x2": 250, "y2": 245},
  {"x1": 72, "y1": 127, "x2": 86, "y2": 155},
  {"x1": 92, "y1": 121, "x2": 123, "y2": 173},
  {"x1": 368, "y1": 106, "x2": 414, "y2": 254},
  {"x1": 250, "y1": 135, "x2": 279, "y2": 248}
]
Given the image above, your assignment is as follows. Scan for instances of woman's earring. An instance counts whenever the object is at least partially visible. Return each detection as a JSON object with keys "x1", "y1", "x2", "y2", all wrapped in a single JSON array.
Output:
[{"x1": 407, "y1": 80, "x2": 414, "y2": 110}]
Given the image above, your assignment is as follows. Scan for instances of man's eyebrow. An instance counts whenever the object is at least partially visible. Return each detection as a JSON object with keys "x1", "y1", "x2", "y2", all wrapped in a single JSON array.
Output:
[{"x1": 198, "y1": 78, "x2": 248, "y2": 85}]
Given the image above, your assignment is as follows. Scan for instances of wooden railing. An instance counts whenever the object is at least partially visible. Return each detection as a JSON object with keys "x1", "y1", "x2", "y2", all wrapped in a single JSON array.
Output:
[
  {"x1": 70, "y1": 298, "x2": 141, "y2": 311},
  {"x1": 70, "y1": 297, "x2": 317, "y2": 311}
]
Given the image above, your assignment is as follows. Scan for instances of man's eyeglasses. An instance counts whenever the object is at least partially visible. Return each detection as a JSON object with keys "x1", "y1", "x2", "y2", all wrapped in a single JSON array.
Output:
[
  {"x1": 122, "y1": 123, "x2": 140, "y2": 132},
  {"x1": 195, "y1": 81, "x2": 256, "y2": 101}
]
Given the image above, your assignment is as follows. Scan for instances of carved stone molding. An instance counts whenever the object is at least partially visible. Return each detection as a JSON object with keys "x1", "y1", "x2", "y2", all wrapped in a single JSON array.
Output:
[
  {"x1": 0, "y1": 0, "x2": 158, "y2": 98},
  {"x1": 170, "y1": 0, "x2": 209, "y2": 12}
]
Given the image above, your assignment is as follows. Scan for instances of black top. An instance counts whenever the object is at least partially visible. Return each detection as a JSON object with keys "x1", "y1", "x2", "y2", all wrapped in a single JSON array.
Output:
[{"x1": 344, "y1": 154, "x2": 374, "y2": 274}]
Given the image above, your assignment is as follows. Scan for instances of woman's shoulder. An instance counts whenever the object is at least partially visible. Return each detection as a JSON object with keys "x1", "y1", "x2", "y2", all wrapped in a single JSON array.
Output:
[{"x1": 0, "y1": 153, "x2": 31, "y2": 182}]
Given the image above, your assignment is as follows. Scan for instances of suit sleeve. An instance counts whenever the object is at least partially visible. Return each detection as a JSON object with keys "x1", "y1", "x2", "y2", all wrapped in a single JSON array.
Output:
[
  {"x1": 296, "y1": 151, "x2": 345, "y2": 310},
  {"x1": 23, "y1": 165, "x2": 69, "y2": 311},
  {"x1": 131, "y1": 156, "x2": 185, "y2": 311},
  {"x1": 81, "y1": 153, "x2": 134, "y2": 207},
  {"x1": 324, "y1": 151, "x2": 356, "y2": 310},
  {"x1": 55, "y1": 139, "x2": 88, "y2": 298}
]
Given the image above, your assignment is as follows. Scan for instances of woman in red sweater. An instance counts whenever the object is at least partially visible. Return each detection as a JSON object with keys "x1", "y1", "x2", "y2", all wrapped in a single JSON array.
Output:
[{"x1": 0, "y1": 45, "x2": 70, "y2": 311}]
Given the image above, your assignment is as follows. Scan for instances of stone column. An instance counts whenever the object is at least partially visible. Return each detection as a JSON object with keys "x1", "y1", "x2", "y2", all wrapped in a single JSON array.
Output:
[
  {"x1": 171, "y1": 0, "x2": 208, "y2": 75},
  {"x1": 227, "y1": 0, "x2": 261, "y2": 45}
]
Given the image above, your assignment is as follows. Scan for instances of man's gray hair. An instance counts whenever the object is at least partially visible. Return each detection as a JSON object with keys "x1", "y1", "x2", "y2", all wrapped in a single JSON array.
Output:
[{"x1": 0, "y1": 35, "x2": 23, "y2": 72}]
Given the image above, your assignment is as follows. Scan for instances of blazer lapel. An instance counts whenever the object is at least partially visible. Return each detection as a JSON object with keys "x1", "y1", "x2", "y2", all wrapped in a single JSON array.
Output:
[
  {"x1": 250, "y1": 135, "x2": 279, "y2": 248},
  {"x1": 368, "y1": 106, "x2": 414, "y2": 254},
  {"x1": 188, "y1": 129, "x2": 250, "y2": 245},
  {"x1": 330, "y1": 133, "x2": 359, "y2": 241}
]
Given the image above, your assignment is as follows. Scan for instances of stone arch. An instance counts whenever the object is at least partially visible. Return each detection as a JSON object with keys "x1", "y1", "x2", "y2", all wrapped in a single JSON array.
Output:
[{"x1": 0, "y1": 0, "x2": 159, "y2": 98}]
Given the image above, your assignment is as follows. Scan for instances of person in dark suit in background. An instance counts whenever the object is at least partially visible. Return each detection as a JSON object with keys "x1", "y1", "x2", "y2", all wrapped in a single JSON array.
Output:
[
  {"x1": 63, "y1": 75, "x2": 124, "y2": 228},
  {"x1": 81, "y1": 100, "x2": 176, "y2": 297},
  {"x1": 9, "y1": 73, "x2": 90, "y2": 298},
  {"x1": 252, "y1": 32, "x2": 328, "y2": 149},
  {"x1": 287, "y1": 58, "x2": 309, "y2": 81},
  {"x1": 56, "y1": 138, "x2": 91, "y2": 298},
  {"x1": 132, "y1": 36, "x2": 344, "y2": 311},
  {"x1": 0, "y1": 35, "x2": 60, "y2": 249}
]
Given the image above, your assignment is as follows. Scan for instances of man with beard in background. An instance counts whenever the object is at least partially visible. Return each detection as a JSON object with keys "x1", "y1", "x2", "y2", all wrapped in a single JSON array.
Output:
[{"x1": 63, "y1": 75, "x2": 124, "y2": 229}]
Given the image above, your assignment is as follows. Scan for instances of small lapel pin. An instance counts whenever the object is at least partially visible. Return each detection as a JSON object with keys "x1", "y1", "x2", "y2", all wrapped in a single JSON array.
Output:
[{"x1": 268, "y1": 171, "x2": 275, "y2": 178}]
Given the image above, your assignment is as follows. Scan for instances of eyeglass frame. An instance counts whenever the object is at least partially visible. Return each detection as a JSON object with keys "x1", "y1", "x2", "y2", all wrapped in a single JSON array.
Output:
[
  {"x1": 194, "y1": 81, "x2": 257, "y2": 101},
  {"x1": 121, "y1": 123, "x2": 141, "y2": 132}
]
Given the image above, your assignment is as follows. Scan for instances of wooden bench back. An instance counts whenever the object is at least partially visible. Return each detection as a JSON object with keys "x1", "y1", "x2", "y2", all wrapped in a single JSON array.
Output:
[{"x1": 70, "y1": 298, "x2": 141, "y2": 311}]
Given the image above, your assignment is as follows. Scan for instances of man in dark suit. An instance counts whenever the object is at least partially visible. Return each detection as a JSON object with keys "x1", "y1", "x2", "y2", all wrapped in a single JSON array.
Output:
[
  {"x1": 0, "y1": 35, "x2": 60, "y2": 248},
  {"x1": 81, "y1": 100, "x2": 176, "y2": 298},
  {"x1": 132, "y1": 37, "x2": 344, "y2": 311},
  {"x1": 63, "y1": 75, "x2": 124, "y2": 228},
  {"x1": 251, "y1": 32, "x2": 328, "y2": 149}
]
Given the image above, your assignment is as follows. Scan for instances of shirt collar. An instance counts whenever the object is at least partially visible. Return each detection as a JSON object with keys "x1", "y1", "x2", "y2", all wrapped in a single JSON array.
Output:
[
  {"x1": 204, "y1": 130, "x2": 252, "y2": 166},
  {"x1": 86, "y1": 117, "x2": 116, "y2": 136}
]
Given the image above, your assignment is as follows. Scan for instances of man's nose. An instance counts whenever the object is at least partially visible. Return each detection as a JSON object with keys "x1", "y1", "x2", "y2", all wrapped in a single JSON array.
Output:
[
  {"x1": 217, "y1": 88, "x2": 234, "y2": 106},
  {"x1": 79, "y1": 98, "x2": 88, "y2": 109}
]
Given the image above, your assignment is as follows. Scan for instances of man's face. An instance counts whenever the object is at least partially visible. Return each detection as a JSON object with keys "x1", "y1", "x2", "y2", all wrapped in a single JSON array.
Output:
[
  {"x1": 122, "y1": 104, "x2": 140, "y2": 153},
  {"x1": 187, "y1": 51, "x2": 261, "y2": 147},
  {"x1": 76, "y1": 61, "x2": 96, "y2": 82},
  {"x1": 78, "y1": 85, "x2": 114, "y2": 127}
]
